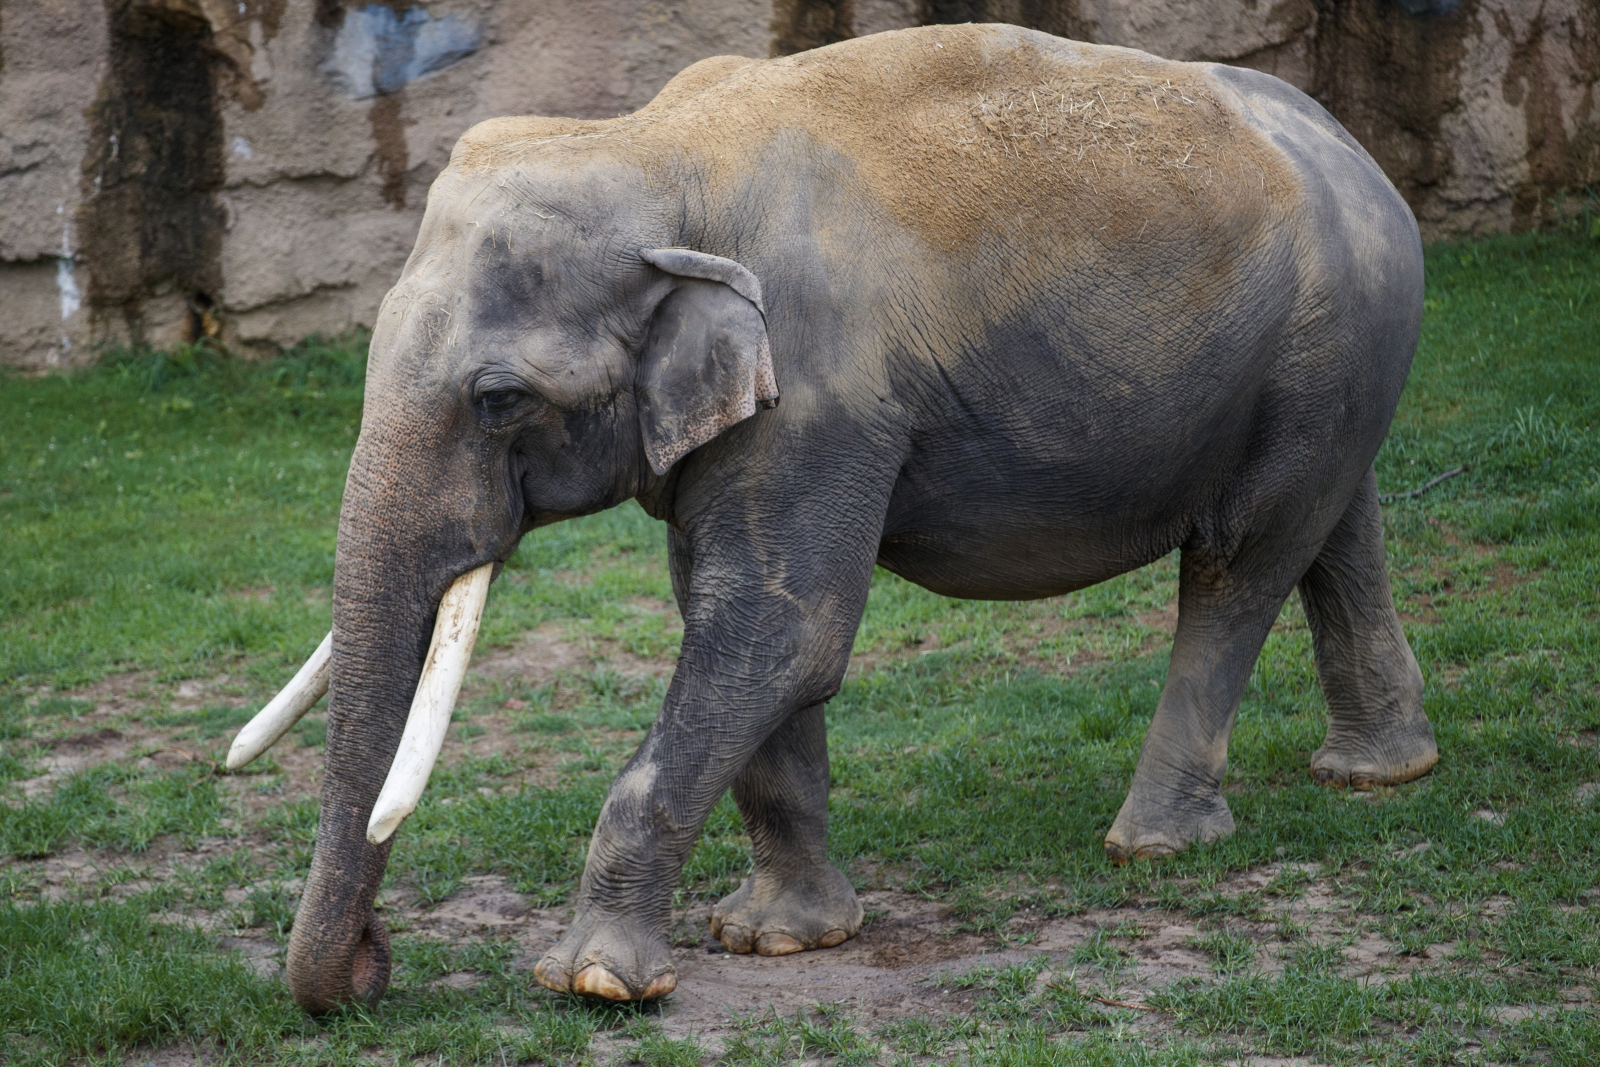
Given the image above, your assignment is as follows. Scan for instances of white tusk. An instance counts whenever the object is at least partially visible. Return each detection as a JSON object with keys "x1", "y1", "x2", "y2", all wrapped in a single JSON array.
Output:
[
  {"x1": 366, "y1": 563, "x2": 493, "y2": 845},
  {"x1": 225, "y1": 632, "x2": 332, "y2": 771}
]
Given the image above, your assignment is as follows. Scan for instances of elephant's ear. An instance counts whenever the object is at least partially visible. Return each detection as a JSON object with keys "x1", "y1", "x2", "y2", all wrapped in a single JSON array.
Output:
[{"x1": 636, "y1": 248, "x2": 780, "y2": 475}]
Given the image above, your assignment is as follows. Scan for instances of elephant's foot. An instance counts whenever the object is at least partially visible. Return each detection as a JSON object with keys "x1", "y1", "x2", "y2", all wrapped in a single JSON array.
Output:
[
  {"x1": 1104, "y1": 784, "x2": 1235, "y2": 864},
  {"x1": 533, "y1": 911, "x2": 676, "y2": 1002},
  {"x1": 1311, "y1": 717, "x2": 1437, "y2": 789},
  {"x1": 710, "y1": 865, "x2": 863, "y2": 956}
]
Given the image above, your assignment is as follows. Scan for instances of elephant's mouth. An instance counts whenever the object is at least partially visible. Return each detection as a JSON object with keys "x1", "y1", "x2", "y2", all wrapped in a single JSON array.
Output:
[{"x1": 227, "y1": 562, "x2": 494, "y2": 843}]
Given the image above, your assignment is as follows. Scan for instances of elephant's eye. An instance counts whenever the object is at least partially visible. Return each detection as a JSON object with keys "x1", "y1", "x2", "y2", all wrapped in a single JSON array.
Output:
[{"x1": 475, "y1": 390, "x2": 523, "y2": 418}]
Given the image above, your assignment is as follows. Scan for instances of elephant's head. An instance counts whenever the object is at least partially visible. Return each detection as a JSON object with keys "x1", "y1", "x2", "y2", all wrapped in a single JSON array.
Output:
[{"x1": 229, "y1": 155, "x2": 777, "y2": 1013}]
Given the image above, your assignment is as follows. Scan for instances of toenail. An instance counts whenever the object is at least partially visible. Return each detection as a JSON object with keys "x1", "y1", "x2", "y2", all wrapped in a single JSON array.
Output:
[
  {"x1": 639, "y1": 972, "x2": 677, "y2": 1000},
  {"x1": 719, "y1": 924, "x2": 754, "y2": 954},
  {"x1": 818, "y1": 929, "x2": 848, "y2": 948},
  {"x1": 572, "y1": 964, "x2": 633, "y2": 1001},
  {"x1": 756, "y1": 932, "x2": 805, "y2": 955},
  {"x1": 1133, "y1": 843, "x2": 1177, "y2": 859},
  {"x1": 532, "y1": 957, "x2": 569, "y2": 992}
]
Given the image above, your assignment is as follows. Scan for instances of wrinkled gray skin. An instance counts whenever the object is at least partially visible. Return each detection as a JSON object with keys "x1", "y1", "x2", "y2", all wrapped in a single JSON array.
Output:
[{"x1": 285, "y1": 26, "x2": 1437, "y2": 1012}]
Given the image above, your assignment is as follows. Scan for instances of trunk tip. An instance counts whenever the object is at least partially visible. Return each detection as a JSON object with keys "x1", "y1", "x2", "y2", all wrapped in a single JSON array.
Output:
[{"x1": 288, "y1": 912, "x2": 392, "y2": 1015}]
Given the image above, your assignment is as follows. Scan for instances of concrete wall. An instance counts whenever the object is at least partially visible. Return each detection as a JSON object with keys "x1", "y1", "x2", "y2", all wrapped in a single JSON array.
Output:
[{"x1": 2, "y1": 0, "x2": 1596, "y2": 369}]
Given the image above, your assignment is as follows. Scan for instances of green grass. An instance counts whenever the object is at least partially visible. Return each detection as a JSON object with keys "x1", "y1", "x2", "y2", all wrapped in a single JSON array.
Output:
[
  {"x1": 0, "y1": 900, "x2": 304, "y2": 1062},
  {"x1": 3, "y1": 227, "x2": 1600, "y2": 1063},
  {"x1": 0, "y1": 339, "x2": 365, "y2": 689},
  {"x1": 0, "y1": 761, "x2": 227, "y2": 858}
]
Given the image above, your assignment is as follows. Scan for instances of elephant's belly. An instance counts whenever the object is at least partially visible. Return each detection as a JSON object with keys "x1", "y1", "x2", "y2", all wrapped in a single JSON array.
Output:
[
  {"x1": 875, "y1": 484, "x2": 1189, "y2": 601},
  {"x1": 871, "y1": 326, "x2": 1278, "y2": 599}
]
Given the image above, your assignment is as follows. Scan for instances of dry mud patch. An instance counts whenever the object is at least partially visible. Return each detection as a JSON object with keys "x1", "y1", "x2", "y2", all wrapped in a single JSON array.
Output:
[
  {"x1": 1, "y1": 625, "x2": 676, "y2": 910},
  {"x1": 36, "y1": 850, "x2": 1556, "y2": 1066}
]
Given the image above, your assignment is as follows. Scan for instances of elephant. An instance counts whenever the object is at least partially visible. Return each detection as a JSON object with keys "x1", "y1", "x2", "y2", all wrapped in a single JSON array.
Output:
[{"x1": 231, "y1": 24, "x2": 1439, "y2": 1012}]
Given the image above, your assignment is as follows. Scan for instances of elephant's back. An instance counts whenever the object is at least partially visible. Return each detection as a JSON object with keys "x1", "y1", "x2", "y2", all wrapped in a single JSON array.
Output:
[
  {"x1": 633, "y1": 25, "x2": 1311, "y2": 258},
  {"x1": 453, "y1": 26, "x2": 1398, "y2": 268}
]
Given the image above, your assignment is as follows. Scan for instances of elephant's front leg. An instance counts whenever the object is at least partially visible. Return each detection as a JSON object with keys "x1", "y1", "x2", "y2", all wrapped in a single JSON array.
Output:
[
  {"x1": 534, "y1": 515, "x2": 881, "y2": 999},
  {"x1": 531, "y1": 717, "x2": 707, "y2": 1000},
  {"x1": 668, "y1": 528, "x2": 862, "y2": 957},
  {"x1": 711, "y1": 701, "x2": 863, "y2": 955},
  {"x1": 533, "y1": 684, "x2": 855, "y2": 1001}
]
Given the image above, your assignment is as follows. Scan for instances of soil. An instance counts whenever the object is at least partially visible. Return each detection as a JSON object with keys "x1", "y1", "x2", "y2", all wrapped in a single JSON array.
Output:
[
  {"x1": 193, "y1": 859, "x2": 1493, "y2": 1055},
  {"x1": 3, "y1": 622, "x2": 1551, "y2": 1063}
]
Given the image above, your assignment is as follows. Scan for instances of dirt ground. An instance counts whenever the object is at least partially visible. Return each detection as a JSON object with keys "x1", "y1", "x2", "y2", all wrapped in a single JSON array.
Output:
[
  {"x1": 9, "y1": 622, "x2": 1581, "y2": 1067},
  {"x1": 80, "y1": 855, "x2": 1517, "y2": 1063}
]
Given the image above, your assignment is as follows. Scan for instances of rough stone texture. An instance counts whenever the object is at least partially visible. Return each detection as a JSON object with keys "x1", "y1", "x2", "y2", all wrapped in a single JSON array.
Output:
[
  {"x1": 1, "y1": 0, "x2": 1596, "y2": 368},
  {"x1": 0, "y1": 0, "x2": 108, "y2": 364}
]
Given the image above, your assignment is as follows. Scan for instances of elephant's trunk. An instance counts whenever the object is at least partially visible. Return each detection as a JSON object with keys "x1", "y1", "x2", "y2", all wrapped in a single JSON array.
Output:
[
  {"x1": 285, "y1": 423, "x2": 506, "y2": 1014},
  {"x1": 285, "y1": 571, "x2": 489, "y2": 1012},
  {"x1": 285, "y1": 551, "x2": 426, "y2": 1013},
  {"x1": 287, "y1": 775, "x2": 396, "y2": 1012}
]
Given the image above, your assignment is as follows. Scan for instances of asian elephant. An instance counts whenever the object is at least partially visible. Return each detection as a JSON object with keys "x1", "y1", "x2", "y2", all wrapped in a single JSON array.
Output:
[{"x1": 248, "y1": 24, "x2": 1439, "y2": 1012}]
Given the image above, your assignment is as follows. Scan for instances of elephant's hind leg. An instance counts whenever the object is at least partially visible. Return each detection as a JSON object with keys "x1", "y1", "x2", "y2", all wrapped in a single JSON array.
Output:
[
  {"x1": 1105, "y1": 492, "x2": 1339, "y2": 862},
  {"x1": 1103, "y1": 555, "x2": 1284, "y2": 862},
  {"x1": 711, "y1": 701, "x2": 863, "y2": 956},
  {"x1": 1300, "y1": 469, "x2": 1437, "y2": 788}
]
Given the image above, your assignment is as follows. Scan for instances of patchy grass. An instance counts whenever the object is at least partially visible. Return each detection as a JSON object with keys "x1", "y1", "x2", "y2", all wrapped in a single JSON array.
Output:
[{"x1": 2, "y1": 228, "x2": 1600, "y2": 1063}]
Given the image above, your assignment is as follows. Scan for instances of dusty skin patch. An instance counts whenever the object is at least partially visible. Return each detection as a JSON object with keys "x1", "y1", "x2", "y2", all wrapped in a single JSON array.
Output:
[{"x1": 453, "y1": 25, "x2": 1299, "y2": 259}]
